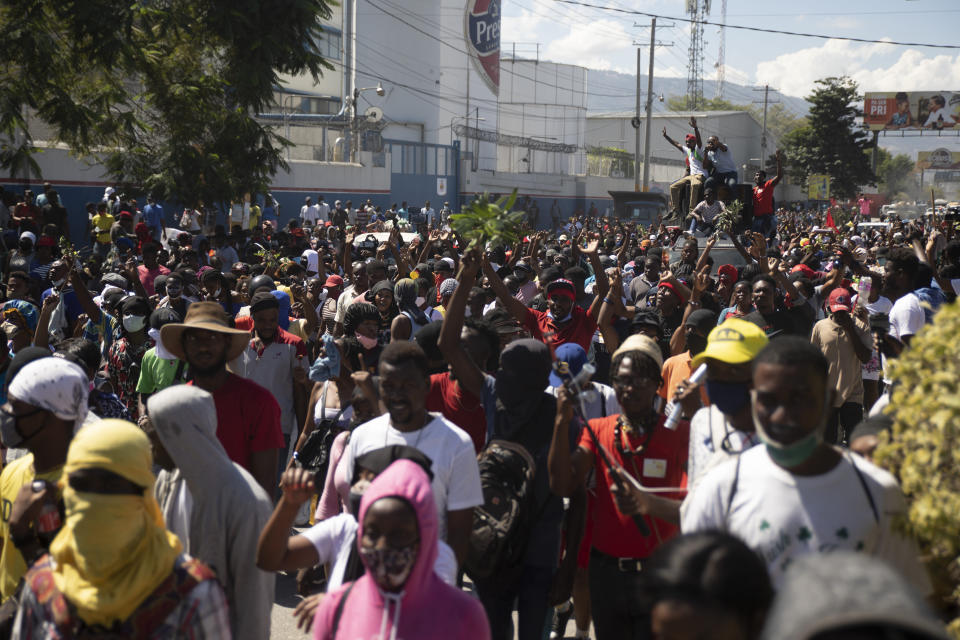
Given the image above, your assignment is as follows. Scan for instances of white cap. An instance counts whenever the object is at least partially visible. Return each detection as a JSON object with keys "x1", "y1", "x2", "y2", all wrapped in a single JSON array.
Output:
[{"x1": 19, "y1": 231, "x2": 36, "y2": 244}]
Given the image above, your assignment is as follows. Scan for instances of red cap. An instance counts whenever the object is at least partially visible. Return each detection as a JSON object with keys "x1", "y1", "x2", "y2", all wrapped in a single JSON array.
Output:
[
  {"x1": 658, "y1": 280, "x2": 687, "y2": 303},
  {"x1": 685, "y1": 133, "x2": 697, "y2": 143},
  {"x1": 791, "y1": 263, "x2": 816, "y2": 278},
  {"x1": 37, "y1": 236, "x2": 56, "y2": 248},
  {"x1": 324, "y1": 274, "x2": 344, "y2": 288},
  {"x1": 717, "y1": 264, "x2": 738, "y2": 284},
  {"x1": 545, "y1": 278, "x2": 576, "y2": 301},
  {"x1": 119, "y1": 211, "x2": 133, "y2": 220},
  {"x1": 827, "y1": 288, "x2": 853, "y2": 313}
]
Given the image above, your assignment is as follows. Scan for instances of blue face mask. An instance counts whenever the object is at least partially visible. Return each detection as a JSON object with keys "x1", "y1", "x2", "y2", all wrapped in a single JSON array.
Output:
[
  {"x1": 308, "y1": 333, "x2": 341, "y2": 382},
  {"x1": 705, "y1": 379, "x2": 751, "y2": 416}
]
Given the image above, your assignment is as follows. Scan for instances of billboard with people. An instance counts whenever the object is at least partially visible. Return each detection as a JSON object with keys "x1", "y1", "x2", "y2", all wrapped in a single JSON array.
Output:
[{"x1": 864, "y1": 91, "x2": 960, "y2": 131}]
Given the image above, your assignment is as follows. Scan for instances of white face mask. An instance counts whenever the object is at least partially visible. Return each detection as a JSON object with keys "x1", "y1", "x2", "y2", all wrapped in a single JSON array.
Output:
[
  {"x1": 415, "y1": 296, "x2": 425, "y2": 307},
  {"x1": 122, "y1": 314, "x2": 146, "y2": 332}
]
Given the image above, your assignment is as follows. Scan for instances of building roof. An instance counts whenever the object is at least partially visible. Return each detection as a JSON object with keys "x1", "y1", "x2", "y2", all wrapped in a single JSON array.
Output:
[{"x1": 586, "y1": 110, "x2": 752, "y2": 119}]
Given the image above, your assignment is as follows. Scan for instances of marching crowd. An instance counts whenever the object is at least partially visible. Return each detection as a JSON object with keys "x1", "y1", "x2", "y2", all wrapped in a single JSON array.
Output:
[{"x1": 0, "y1": 171, "x2": 954, "y2": 640}]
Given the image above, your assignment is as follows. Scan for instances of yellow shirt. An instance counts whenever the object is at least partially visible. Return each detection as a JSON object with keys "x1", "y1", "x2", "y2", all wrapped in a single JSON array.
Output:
[
  {"x1": 91, "y1": 213, "x2": 115, "y2": 245},
  {"x1": 0, "y1": 455, "x2": 63, "y2": 601},
  {"x1": 248, "y1": 204, "x2": 261, "y2": 231}
]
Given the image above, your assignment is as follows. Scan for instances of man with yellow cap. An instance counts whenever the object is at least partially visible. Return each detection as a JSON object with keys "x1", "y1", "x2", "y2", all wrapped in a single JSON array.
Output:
[
  {"x1": 548, "y1": 334, "x2": 689, "y2": 639},
  {"x1": 12, "y1": 420, "x2": 230, "y2": 638},
  {"x1": 677, "y1": 317, "x2": 769, "y2": 493}
]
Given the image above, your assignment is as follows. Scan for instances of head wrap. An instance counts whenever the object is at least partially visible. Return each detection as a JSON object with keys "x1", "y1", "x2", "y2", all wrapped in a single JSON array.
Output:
[
  {"x1": 344, "y1": 302, "x2": 380, "y2": 336},
  {"x1": 50, "y1": 419, "x2": 182, "y2": 627},
  {"x1": 269, "y1": 289, "x2": 291, "y2": 330},
  {"x1": 394, "y1": 278, "x2": 428, "y2": 326},
  {"x1": 439, "y1": 278, "x2": 458, "y2": 298},
  {"x1": 8, "y1": 358, "x2": 89, "y2": 432},
  {"x1": 546, "y1": 278, "x2": 576, "y2": 301}
]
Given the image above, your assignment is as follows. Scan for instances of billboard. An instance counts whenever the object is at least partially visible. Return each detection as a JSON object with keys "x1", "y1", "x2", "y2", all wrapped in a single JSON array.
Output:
[
  {"x1": 465, "y1": 0, "x2": 500, "y2": 95},
  {"x1": 808, "y1": 174, "x2": 830, "y2": 200},
  {"x1": 917, "y1": 149, "x2": 960, "y2": 170},
  {"x1": 864, "y1": 91, "x2": 960, "y2": 131}
]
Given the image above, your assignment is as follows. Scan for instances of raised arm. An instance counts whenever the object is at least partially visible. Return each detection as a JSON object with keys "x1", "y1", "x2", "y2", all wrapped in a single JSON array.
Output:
[
  {"x1": 68, "y1": 259, "x2": 103, "y2": 323},
  {"x1": 437, "y1": 251, "x2": 485, "y2": 400},
  {"x1": 662, "y1": 127, "x2": 682, "y2": 152},
  {"x1": 689, "y1": 116, "x2": 702, "y2": 149},
  {"x1": 769, "y1": 149, "x2": 784, "y2": 188},
  {"x1": 481, "y1": 255, "x2": 530, "y2": 325},
  {"x1": 694, "y1": 234, "x2": 717, "y2": 273},
  {"x1": 581, "y1": 237, "x2": 609, "y2": 316}
]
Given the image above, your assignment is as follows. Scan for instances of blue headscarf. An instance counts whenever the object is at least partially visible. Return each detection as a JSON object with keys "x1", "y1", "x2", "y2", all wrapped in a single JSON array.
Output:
[{"x1": 270, "y1": 290, "x2": 291, "y2": 330}]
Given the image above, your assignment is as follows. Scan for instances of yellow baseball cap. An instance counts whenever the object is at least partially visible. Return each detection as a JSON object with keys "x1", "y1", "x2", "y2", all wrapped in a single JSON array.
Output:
[{"x1": 690, "y1": 318, "x2": 769, "y2": 369}]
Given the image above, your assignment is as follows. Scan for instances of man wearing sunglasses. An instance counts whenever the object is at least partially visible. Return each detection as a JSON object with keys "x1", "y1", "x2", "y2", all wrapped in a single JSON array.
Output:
[{"x1": 0, "y1": 358, "x2": 89, "y2": 602}]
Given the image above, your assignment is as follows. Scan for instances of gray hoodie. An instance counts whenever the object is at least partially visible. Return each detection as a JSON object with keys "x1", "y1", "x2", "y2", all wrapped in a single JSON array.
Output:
[
  {"x1": 149, "y1": 385, "x2": 274, "y2": 640},
  {"x1": 761, "y1": 552, "x2": 948, "y2": 640}
]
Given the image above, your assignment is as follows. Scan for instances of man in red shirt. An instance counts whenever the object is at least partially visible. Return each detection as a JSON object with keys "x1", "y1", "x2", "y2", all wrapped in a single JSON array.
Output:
[
  {"x1": 751, "y1": 149, "x2": 783, "y2": 238},
  {"x1": 482, "y1": 238, "x2": 608, "y2": 352},
  {"x1": 136, "y1": 241, "x2": 170, "y2": 297},
  {"x1": 161, "y1": 301, "x2": 284, "y2": 497},
  {"x1": 426, "y1": 316, "x2": 499, "y2": 453},
  {"x1": 548, "y1": 334, "x2": 688, "y2": 640}
]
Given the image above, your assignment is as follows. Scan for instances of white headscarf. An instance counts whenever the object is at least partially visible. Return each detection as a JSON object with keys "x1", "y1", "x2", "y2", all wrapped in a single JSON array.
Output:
[{"x1": 9, "y1": 358, "x2": 90, "y2": 431}]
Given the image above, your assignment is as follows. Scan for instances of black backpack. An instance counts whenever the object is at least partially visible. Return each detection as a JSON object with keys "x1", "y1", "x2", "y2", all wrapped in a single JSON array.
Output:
[{"x1": 464, "y1": 439, "x2": 539, "y2": 582}]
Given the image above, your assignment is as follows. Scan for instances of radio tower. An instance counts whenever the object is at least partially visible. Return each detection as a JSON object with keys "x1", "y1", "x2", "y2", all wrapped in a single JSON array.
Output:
[
  {"x1": 715, "y1": 0, "x2": 726, "y2": 99},
  {"x1": 685, "y1": 0, "x2": 709, "y2": 109}
]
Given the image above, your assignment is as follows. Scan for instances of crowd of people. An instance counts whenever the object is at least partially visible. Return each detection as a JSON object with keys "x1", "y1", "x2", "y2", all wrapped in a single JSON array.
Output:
[{"x1": 0, "y1": 170, "x2": 954, "y2": 640}]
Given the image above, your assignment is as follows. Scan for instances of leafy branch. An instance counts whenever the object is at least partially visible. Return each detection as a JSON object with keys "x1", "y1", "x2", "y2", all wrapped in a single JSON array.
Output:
[{"x1": 449, "y1": 190, "x2": 525, "y2": 251}]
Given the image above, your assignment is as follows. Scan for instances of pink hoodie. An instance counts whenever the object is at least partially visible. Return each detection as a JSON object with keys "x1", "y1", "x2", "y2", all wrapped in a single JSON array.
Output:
[{"x1": 313, "y1": 459, "x2": 491, "y2": 640}]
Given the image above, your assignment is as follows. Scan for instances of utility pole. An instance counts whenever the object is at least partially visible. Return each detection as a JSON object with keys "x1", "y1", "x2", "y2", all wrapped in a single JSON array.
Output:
[
  {"x1": 633, "y1": 19, "x2": 672, "y2": 191},
  {"x1": 642, "y1": 18, "x2": 656, "y2": 191},
  {"x1": 634, "y1": 45, "x2": 642, "y2": 192},
  {"x1": 753, "y1": 84, "x2": 779, "y2": 170}
]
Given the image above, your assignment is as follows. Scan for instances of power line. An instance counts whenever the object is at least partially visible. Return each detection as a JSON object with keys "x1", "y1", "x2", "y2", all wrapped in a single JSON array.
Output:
[{"x1": 552, "y1": 0, "x2": 960, "y2": 49}]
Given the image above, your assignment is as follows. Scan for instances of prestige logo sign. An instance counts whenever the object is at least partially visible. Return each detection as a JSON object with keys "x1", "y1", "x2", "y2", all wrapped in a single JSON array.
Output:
[{"x1": 465, "y1": 0, "x2": 500, "y2": 95}]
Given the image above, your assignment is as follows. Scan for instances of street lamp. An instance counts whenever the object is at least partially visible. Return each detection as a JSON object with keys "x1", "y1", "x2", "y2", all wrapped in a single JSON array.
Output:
[{"x1": 349, "y1": 83, "x2": 385, "y2": 162}]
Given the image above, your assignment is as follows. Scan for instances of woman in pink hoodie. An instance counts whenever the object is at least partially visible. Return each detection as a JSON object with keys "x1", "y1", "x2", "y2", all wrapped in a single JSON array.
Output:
[{"x1": 313, "y1": 459, "x2": 490, "y2": 640}]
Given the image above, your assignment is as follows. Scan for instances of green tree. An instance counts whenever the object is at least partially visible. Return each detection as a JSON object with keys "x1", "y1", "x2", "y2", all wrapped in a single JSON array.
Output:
[
  {"x1": 875, "y1": 148, "x2": 917, "y2": 199},
  {"x1": 666, "y1": 96, "x2": 749, "y2": 112},
  {"x1": 0, "y1": 0, "x2": 333, "y2": 207},
  {"x1": 782, "y1": 76, "x2": 875, "y2": 199}
]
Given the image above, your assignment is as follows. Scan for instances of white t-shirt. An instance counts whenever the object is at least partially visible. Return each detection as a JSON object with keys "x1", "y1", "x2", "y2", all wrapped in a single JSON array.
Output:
[
  {"x1": 301, "y1": 204, "x2": 321, "y2": 224},
  {"x1": 685, "y1": 405, "x2": 759, "y2": 493},
  {"x1": 341, "y1": 413, "x2": 484, "y2": 541},
  {"x1": 547, "y1": 382, "x2": 620, "y2": 422},
  {"x1": 681, "y1": 446, "x2": 931, "y2": 592},
  {"x1": 883, "y1": 293, "x2": 925, "y2": 381},
  {"x1": 317, "y1": 201, "x2": 331, "y2": 223},
  {"x1": 301, "y1": 513, "x2": 457, "y2": 591}
]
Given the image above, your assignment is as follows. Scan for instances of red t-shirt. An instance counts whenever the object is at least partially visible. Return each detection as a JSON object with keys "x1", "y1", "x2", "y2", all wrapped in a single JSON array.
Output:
[
  {"x1": 189, "y1": 374, "x2": 284, "y2": 471},
  {"x1": 523, "y1": 305, "x2": 597, "y2": 352},
  {"x1": 578, "y1": 414, "x2": 689, "y2": 558},
  {"x1": 425, "y1": 373, "x2": 486, "y2": 453},
  {"x1": 752, "y1": 179, "x2": 776, "y2": 217},
  {"x1": 137, "y1": 264, "x2": 170, "y2": 297}
]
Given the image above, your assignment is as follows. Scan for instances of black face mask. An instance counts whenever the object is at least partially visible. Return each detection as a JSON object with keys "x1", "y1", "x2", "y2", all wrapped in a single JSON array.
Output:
[{"x1": 687, "y1": 333, "x2": 708, "y2": 356}]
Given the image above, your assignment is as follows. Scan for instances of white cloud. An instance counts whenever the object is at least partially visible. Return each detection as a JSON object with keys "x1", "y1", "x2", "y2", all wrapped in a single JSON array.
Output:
[
  {"x1": 540, "y1": 18, "x2": 634, "y2": 72},
  {"x1": 755, "y1": 40, "x2": 960, "y2": 98}
]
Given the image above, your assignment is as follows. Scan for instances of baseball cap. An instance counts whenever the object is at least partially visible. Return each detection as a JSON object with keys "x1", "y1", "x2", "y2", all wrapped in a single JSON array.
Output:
[
  {"x1": 691, "y1": 318, "x2": 770, "y2": 369},
  {"x1": 549, "y1": 343, "x2": 588, "y2": 387},
  {"x1": 827, "y1": 288, "x2": 853, "y2": 313},
  {"x1": 545, "y1": 278, "x2": 576, "y2": 301},
  {"x1": 324, "y1": 275, "x2": 344, "y2": 289},
  {"x1": 685, "y1": 133, "x2": 697, "y2": 142},
  {"x1": 437, "y1": 257, "x2": 455, "y2": 272},
  {"x1": 684, "y1": 309, "x2": 717, "y2": 334}
]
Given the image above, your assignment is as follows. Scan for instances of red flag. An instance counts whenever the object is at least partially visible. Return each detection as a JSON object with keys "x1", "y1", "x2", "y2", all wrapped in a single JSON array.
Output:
[{"x1": 825, "y1": 209, "x2": 837, "y2": 230}]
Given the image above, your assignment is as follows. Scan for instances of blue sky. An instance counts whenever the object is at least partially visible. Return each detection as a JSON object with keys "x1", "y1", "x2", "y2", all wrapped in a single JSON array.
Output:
[
  {"x1": 501, "y1": 0, "x2": 960, "y2": 158},
  {"x1": 501, "y1": 0, "x2": 960, "y2": 98}
]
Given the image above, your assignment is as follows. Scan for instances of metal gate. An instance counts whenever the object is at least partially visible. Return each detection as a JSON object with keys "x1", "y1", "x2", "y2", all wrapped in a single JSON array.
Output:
[{"x1": 384, "y1": 139, "x2": 460, "y2": 210}]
